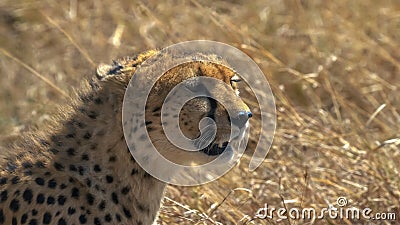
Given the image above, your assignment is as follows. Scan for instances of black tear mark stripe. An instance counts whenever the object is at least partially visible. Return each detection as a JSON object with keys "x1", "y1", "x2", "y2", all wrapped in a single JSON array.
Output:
[{"x1": 207, "y1": 97, "x2": 218, "y2": 120}]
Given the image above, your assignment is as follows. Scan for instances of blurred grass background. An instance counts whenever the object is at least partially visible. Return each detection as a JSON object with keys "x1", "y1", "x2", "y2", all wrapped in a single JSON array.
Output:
[{"x1": 0, "y1": 0, "x2": 399, "y2": 224}]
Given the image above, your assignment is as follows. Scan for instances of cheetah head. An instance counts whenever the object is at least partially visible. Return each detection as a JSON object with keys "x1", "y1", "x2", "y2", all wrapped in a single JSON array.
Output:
[{"x1": 97, "y1": 51, "x2": 252, "y2": 166}]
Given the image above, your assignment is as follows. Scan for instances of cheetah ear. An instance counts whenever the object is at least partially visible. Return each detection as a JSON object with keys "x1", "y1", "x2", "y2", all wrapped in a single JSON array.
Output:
[
  {"x1": 96, "y1": 62, "x2": 125, "y2": 81},
  {"x1": 96, "y1": 63, "x2": 114, "y2": 81}
]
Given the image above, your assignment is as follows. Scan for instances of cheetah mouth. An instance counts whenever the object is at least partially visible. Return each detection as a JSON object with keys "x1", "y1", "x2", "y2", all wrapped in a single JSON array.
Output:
[
  {"x1": 195, "y1": 123, "x2": 248, "y2": 156},
  {"x1": 200, "y1": 141, "x2": 229, "y2": 156}
]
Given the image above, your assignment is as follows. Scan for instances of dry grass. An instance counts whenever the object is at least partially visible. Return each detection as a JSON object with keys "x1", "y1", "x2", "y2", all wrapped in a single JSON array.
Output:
[{"x1": 1, "y1": 0, "x2": 399, "y2": 224}]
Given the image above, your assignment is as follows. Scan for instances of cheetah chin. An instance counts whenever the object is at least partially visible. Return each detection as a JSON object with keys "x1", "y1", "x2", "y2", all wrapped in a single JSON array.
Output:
[{"x1": 199, "y1": 123, "x2": 248, "y2": 157}]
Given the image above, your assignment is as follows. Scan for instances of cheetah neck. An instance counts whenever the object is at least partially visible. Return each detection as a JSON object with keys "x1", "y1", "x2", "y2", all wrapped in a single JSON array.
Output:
[{"x1": 25, "y1": 78, "x2": 166, "y2": 224}]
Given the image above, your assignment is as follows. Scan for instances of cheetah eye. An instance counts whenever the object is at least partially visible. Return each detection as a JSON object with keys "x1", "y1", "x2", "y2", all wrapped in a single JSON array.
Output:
[{"x1": 230, "y1": 74, "x2": 242, "y2": 85}]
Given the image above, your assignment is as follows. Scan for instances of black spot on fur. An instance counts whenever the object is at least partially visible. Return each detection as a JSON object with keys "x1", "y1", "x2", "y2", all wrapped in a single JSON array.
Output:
[
  {"x1": 85, "y1": 178, "x2": 91, "y2": 187},
  {"x1": 105, "y1": 214, "x2": 112, "y2": 222},
  {"x1": 36, "y1": 193, "x2": 45, "y2": 204},
  {"x1": 78, "y1": 166, "x2": 85, "y2": 175},
  {"x1": 47, "y1": 196, "x2": 55, "y2": 205},
  {"x1": 80, "y1": 93, "x2": 94, "y2": 103},
  {"x1": 22, "y1": 162, "x2": 33, "y2": 168},
  {"x1": 23, "y1": 189, "x2": 33, "y2": 204},
  {"x1": 152, "y1": 107, "x2": 161, "y2": 112},
  {"x1": 121, "y1": 186, "x2": 130, "y2": 195},
  {"x1": 11, "y1": 176, "x2": 19, "y2": 184},
  {"x1": 43, "y1": 212, "x2": 52, "y2": 224},
  {"x1": 88, "y1": 111, "x2": 98, "y2": 119},
  {"x1": 115, "y1": 214, "x2": 122, "y2": 222},
  {"x1": 35, "y1": 177, "x2": 45, "y2": 185},
  {"x1": 60, "y1": 183, "x2": 67, "y2": 189},
  {"x1": 35, "y1": 161, "x2": 45, "y2": 168},
  {"x1": 67, "y1": 148, "x2": 76, "y2": 156},
  {"x1": 111, "y1": 192, "x2": 118, "y2": 204},
  {"x1": 81, "y1": 154, "x2": 89, "y2": 161},
  {"x1": 94, "y1": 217, "x2": 101, "y2": 225},
  {"x1": 137, "y1": 202, "x2": 149, "y2": 213},
  {"x1": 123, "y1": 207, "x2": 132, "y2": 218},
  {"x1": 90, "y1": 143, "x2": 98, "y2": 149},
  {"x1": 54, "y1": 162, "x2": 64, "y2": 171},
  {"x1": 107, "y1": 64, "x2": 123, "y2": 75},
  {"x1": 32, "y1": 209, "x2": 38, "y2": 215},
  {"x1": 83, "y1": 132, "x2": 92, "y2": 139},
  {"x1": 86, "y1": 193, "x2": 95, "y2": 205},
  {"x1": 58, "y1": 195, "x2": 67, "y2": 205},
  {"x1": 69, "y1": 164, "x2": 77, "y2": 172},
  {"x1": 12, "y1": 217, "x2": 17, "y2": 225},
  {"x1": 71, "y1": 188, "x2": 79, "y2": 199},
  {"x1": 0, "y1": 178, "x2": 7, "y2": 185},
  {"x1": 79, "y1": 107, "x2": 86, "y2": 114},
  {"x1": 131, "y1": 168, "x2": 138, "y2": 175},
  {"x1": 68, "y1": 207, "x2": 76, "y2": 215},
  {"x1": 58, "y1": 218, "x2": 67, "y2": 225},
  {"x1": 109, "y1": 156, "x2": 116, "y2": 162},
  {"x1": 106, "y1": 175, "x2": 113, "y2": 183},
  {"x1": 39, "y1": 139, "x2": 50, "y2": 146},
  {"x1": 9, "y1": 199, "x2": 20, "y2": 212},
  {"x1": 94, "y1": 97, "x2": 103, "y2": 105},
  {"x1": 65, "y1": 133, "x2": 75, "y2": 138},
  {"x1": 98, "y1": 200, "x2": 106, "y2": 211},
  {"x1": 21, "y1": 213, "x2": 28, "y2": 224},
  {"x1": 6, "y1": 162, "x2": 17, "y2": 172},
  {"x1": 48, "y1": 179, "x2": 57, "y2": 189},
  {"x1": 94, "y1": 164, "x2": 101, "y2": 172},
  {"x1": 79, "y1": 214, "x2": 87, "y2": 224}
]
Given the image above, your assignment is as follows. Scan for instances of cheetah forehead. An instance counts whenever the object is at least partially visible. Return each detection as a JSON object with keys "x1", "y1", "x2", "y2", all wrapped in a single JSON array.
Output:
[
  {"x1": 96, "y1": 50, "x2": 237, "y2": 89},
  {"x1": 160, "y1": 61, "x2": 236, "y2": 85}
]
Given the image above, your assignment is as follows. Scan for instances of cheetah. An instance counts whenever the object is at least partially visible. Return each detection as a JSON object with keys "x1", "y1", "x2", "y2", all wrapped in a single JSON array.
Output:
[{"x1": 0, "y1": 49, "x2": 252, "y2": 225}]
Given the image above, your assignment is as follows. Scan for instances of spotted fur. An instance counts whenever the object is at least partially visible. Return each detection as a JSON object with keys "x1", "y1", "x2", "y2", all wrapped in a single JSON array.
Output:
[{"x1": 0, "y1": 50, "x2": 251, "y2": 225}]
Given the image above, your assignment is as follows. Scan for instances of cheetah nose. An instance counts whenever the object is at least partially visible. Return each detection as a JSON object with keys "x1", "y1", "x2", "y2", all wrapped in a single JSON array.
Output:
[{"x1": 231, "y1": 111, "x2": 252, "y2": 128}]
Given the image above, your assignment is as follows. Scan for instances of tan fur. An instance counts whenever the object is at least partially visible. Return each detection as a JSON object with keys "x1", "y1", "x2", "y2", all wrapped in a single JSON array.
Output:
[{"x1": 0, "y1": 50, "x2": 251, "y2": 225}]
